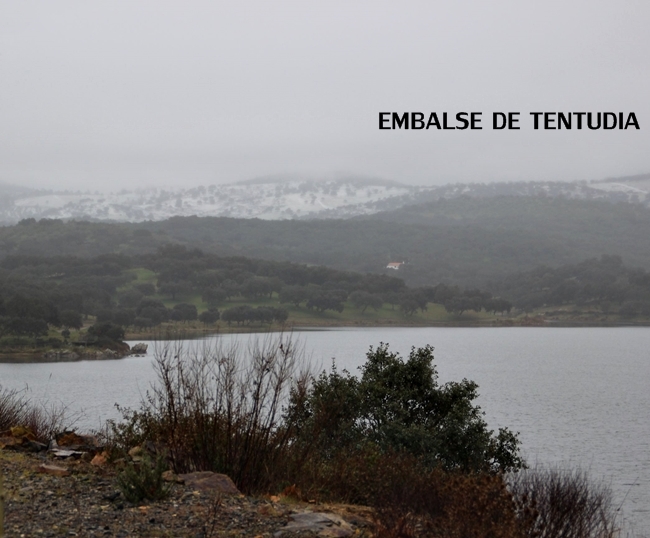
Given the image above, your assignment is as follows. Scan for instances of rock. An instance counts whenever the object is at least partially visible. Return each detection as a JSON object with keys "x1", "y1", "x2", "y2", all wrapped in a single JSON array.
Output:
[
  {"x1": 128, "y1": 446, "x2": 143, "y2": 459},
  {"x1": 49, "y1": 448, "x2": 84, "y2": 459},
  {"x1": 274, "y1": 512, "x2": 355, "y2": 537},
  {"x1": 56, "y1": 431, "x2": 86, "y2": 446},
  {"x1": 103, "y1": 491, "x2": 121, "y2": 502},
  {"x1": 42, "y1": 350, "x2": 80, "y2": 361},
  {"x1": 162, "y1": 470, "x2": 183, "y2": 483},
  {"x1": 91, "y1": 452, "x2": 108, "y2": 466},
  {"x1": 11, "y1": 426, "x2": 36, "y2": 440},
  {"x1": 130, "y1": 343, "x2": 148, "y2": 354},
  {"x1": 0, "y1": 426, "x2": 41, "y2": 450},
  {"x1": 37, "y1": 464, "x2": 70, "y2": 477},
  {"x1": 0, "y1": 435, "x2": 22, "y2": 449},
  {"x1": 26, "y1": 440, "x2": 49, "y2": 452},
  {"x1": 177, "y1": 472, "x2": 240, "y2": 495}
]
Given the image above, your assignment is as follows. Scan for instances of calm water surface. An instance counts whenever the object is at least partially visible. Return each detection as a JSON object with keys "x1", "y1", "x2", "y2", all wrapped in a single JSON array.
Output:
[{"x1": 1, "y1": 327, "x2": 648, "y2": 534}]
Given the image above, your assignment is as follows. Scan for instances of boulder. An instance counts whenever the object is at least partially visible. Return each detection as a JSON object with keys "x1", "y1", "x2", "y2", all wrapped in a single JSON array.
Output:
[
  {"x1": 37, "y1": 464, "x2": 70, "y2": 477},
  {"x1": 90, "y1": 452, "x2": 108, "y2": 466},
  {"x1": 50, "y1": 449, "x2": 84, "y2": 459},
  {"x1": 274, "y1": 512, "x2": 355, "y2": 537},
  {"x1": 162, "y1": 470, "x2": 183, "y2": 483},
  {"x1": 128, "y1": 446, "x2": 143, "y2": 458},
  {"x1": 177, "y1": 472, "x2": 240, "y2": 495},
  {"x1": 130, "y1": 343, "x2": 148, "y2": 354},
  {"x1": 56, "y1": 431, "x2": 86, "y2": 446}
]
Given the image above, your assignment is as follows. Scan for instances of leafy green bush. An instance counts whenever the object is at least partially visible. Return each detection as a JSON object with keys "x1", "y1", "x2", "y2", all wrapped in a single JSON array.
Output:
[{"x1": 287, "y1": 343, "x2": 525, "y2": 473}]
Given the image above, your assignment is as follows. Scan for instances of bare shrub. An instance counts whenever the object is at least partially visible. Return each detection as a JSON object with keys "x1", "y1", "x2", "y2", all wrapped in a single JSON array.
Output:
[
  {"x1": 509, "y1": 467, "x2": 620, "y2": 538},
  {"x1": 368, "y1": 455, "x2": 521, "y2": 538},
  {"x1": 109, "y1": 332, "x2": 311, "y2": 493},
  {"x1": 0, "y1": 385, "x2": 69, "y2": 441}
]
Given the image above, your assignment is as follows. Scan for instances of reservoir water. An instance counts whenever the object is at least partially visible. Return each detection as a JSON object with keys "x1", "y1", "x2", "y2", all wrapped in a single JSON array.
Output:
[{"x1": 1, "y1": 327, "x2": 648, "y2": 534}]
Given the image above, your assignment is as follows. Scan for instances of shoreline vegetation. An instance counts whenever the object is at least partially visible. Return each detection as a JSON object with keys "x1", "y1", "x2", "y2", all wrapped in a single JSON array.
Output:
[
  {"x1": 0, "y1": 335, "x2": 625, "y2": 537},
  {"x1": 4, "y1": 242, "x2": 650, "y2": 359},
  {"x1": 3, "y1": 312, "x2": 650, "y2": 362},
  {"x1": 4, "y1": 316, "x2": 650, "y2": 362}
]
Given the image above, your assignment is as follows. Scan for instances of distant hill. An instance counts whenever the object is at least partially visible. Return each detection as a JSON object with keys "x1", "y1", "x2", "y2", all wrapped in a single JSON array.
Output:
[
  {"x1": 0, "y1": 177, "x2": 426, "y2": 224},
  {"x1": 1, "y1": 173, "x2": 650, "y2": 225},
  {"x1": 3, "y1": 194, "x2": 650, "y2": 289}
]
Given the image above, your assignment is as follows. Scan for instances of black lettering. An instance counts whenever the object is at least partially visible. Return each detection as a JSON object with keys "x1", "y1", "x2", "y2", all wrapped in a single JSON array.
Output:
[
  {"x1": 493, "y1": 112, "x2": 507, "y2": 130},
  {"x1": 411, "y1": 112, "x2": 425, "y2": 130},
  {"x1": 470, "y1": 112, "x2": 482, "y2": 129},
  {"x1": 587, "y1": 112, "x2": 601, "y2": 130},
  {"x1": 508, "y1": 112, "x2": 520, "y2": 129},
  {"x1": 574, "y1": 112, "x2": 586, "y2": 129},
  {"x1": 530, "y1": 112, "x2": 543, "y2": 129},
  {"x1": 625, "y1": 112, "x2": 640, "y2": 129},
  {"x1": 392, "y1": 112, "x2": 409, "y2": 129},
  {"x1": 426, "y1": 112, "x2": 441, "y2": 129},
  {"x1": 456, "y1": 112, "x2": 469, "y2": 130},
  {"x1": 442, "y1": 112, "x2": 455, "y2": 130},
  {"x1": 603, "y1": 112, "x2": 616, "y2": 129},
  {"x1": 558, "y1": 113, "x2": 571, "y2": 129},
  {"x1": 379, "y1": 112, "x2": 391, "y2": 129},
  {"x1": 544, "y1": 112, "x2": 556, "y2": 129}
]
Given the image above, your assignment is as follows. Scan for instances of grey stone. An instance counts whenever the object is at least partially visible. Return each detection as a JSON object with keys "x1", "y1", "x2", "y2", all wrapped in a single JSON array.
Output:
[
  {"x1": 274, "y1": 511, "x2": 354, "y2": 537},
  {"x1": 177, "y1": 471, "x2": 240, "y2": 495}
]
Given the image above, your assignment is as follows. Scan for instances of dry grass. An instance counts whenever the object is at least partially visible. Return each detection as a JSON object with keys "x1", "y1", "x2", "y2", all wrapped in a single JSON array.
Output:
[{"x1": 0, "y1": 385, "x2": 69, "y2": 442}]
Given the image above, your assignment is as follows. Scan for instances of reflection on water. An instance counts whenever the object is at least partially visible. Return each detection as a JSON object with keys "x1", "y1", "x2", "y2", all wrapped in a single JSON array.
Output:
[{"x1": 1, "y1": 327, "x2": 648, "y2": 534}]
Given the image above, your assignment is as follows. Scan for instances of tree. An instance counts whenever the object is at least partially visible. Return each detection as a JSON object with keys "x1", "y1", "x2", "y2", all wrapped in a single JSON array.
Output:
[
  {"x1": 3, "y1": 317, "x2": 49, "y2": 338},
  {"x1": 170, "y1": 303, "x2": 198, "y2": 322},
  {"x1": 59, "y1": 309, "x2": 83, "y2": 330},
  {"x1": 399, "y1": 297, "x2": 420, "y2": 316},
  {"x1": 306, "y1": 290, "x2": 346, "y2": 313},
  {"x1": 288, "y1": 344, "x2": 524, "y2": 473},
  {"x1": 113, "y1": 308, "x2": 136, "y2": 327},
  {"x1": 444, "y1": 296, "x2": 476, "y2": 315},
  {"x1": 484, "y1": 298, "x2": 512, "y2": 315},
  {"x1": 137, "y1": 299, "x2": 170, "y2": 325},
  {"x1": 198, "y1": 308, "x2": 220, "y2": 325},
  {"x1": 87, "y1": 321, "x2": 125, "y2": 342},
  {"x1": 349, "y1": 291, "x2": 383, "y2": 313},
  {"x1": 202, "y1": 287, "x2": 227, "y2": 307},
  {"x1": 119, "y1": 289, "x2": 144, "y2": 308},
  {"x1": 279, "y1": 285, "x2": 311, "y2": 307},
  {"x1": 158, "y1": 281, "x2": 192, "y2": 300},
  {"x1": 134, "y1": 283, "x2": 156, "y2": 296}
]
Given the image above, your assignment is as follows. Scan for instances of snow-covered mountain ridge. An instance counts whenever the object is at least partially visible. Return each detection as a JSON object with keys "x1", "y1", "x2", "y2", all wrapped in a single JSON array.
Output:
[{"x1": 1, "y1": 174, "x2": 649, "y2": 225}]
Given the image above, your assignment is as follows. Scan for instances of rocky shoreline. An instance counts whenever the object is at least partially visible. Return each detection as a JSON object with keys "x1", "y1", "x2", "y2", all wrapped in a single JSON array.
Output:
[
  {"x1": 0, "y1": 430, "x2": 372, "y2": 537},
  {"x1": 0, "y1": 343, "x2": 149, "y2": 364}
]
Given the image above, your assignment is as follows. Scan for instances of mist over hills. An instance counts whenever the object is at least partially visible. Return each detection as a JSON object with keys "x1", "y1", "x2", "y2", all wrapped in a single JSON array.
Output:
[
  {"x1": 2, "y1": 189, "x2": 650, "y2": 289},
  {"x1": 1, "y1": 174, "x2": 650, "y2": 225}
]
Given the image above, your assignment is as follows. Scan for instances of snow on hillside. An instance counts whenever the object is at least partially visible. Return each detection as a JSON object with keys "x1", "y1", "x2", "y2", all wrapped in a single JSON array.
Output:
[
  {"x1": 0, "y1": 179, "x2": 422, "y2": 224},
  {"x1": 1, "y1": 175, "x2": 648, "y2": 225}
]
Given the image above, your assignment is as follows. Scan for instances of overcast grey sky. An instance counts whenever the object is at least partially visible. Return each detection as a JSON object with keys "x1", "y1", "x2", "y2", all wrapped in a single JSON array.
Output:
[{"x1": 1, "y1": 1, "x2": 648, "y2": 190}]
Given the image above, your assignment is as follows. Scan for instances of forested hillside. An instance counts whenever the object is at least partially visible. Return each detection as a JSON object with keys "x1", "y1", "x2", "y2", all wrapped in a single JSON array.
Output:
[
  {"x1": 492, "y1": 254, "x2": 650, "y2": 316},
  {"x1": 0, "y1": 245, "x2": 510, "y2": 347},
  {"x1": 2, "y1": 196, "x2": 650, "y2": 289}
]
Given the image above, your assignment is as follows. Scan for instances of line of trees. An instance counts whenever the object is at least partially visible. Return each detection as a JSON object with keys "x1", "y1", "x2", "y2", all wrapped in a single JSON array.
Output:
[{"x1": 0, "y1": 245, "x2": 512, "y2": 347}]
